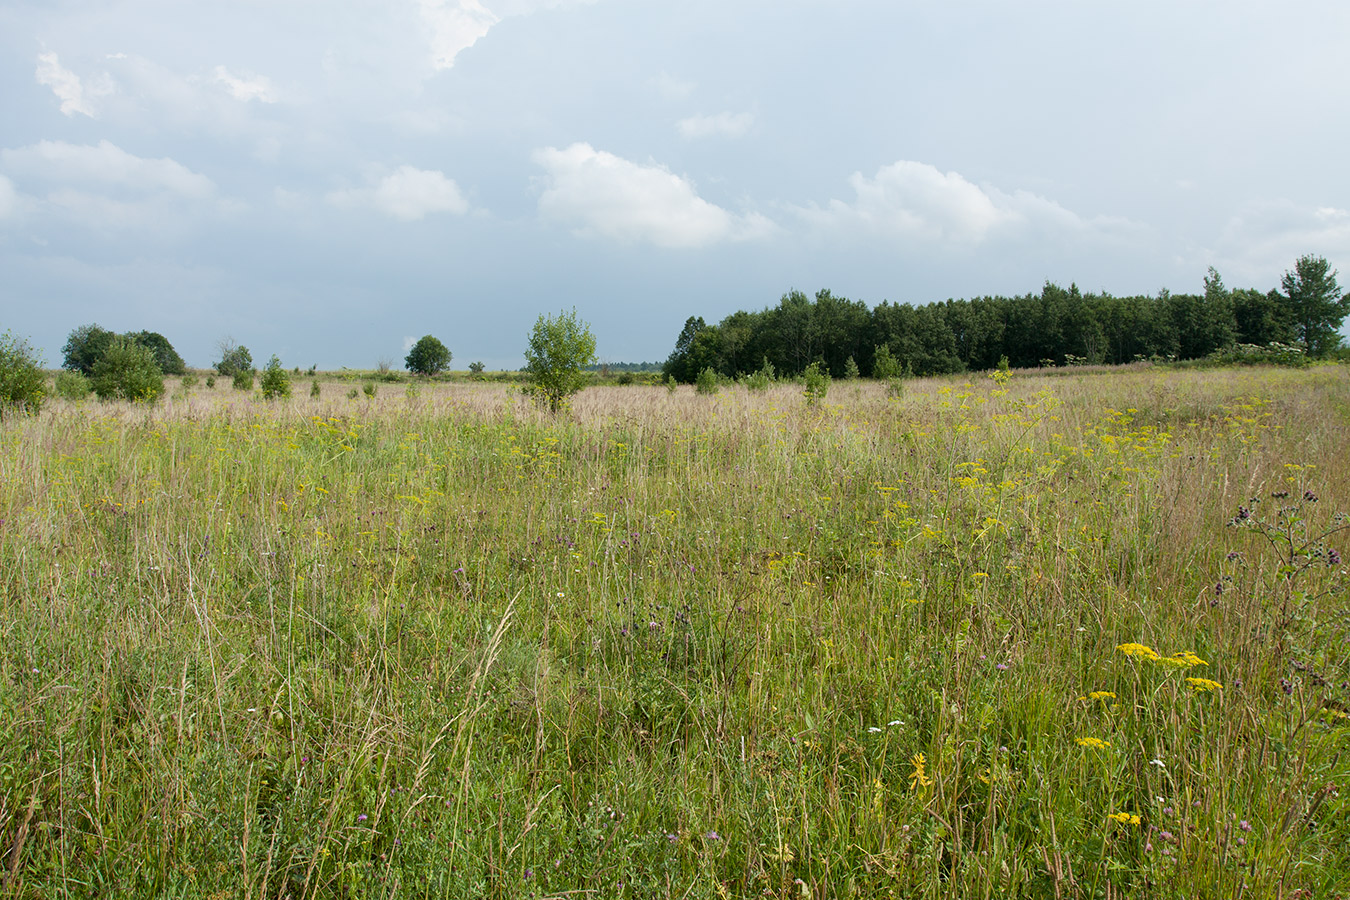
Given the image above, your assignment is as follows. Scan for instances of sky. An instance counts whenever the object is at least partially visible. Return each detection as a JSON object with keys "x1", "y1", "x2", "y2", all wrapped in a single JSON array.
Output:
[{"x1": 2, "y1": 0, "x2": 1349, "y2": 370}]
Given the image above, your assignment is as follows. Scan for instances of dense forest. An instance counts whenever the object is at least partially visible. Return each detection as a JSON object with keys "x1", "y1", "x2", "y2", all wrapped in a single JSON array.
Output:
[{"x1": 662, "y1": 255, "x2": 1350, "y2": 381}]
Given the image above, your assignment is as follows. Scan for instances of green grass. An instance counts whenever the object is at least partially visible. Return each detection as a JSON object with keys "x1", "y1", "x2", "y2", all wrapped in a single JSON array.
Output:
[{"x1": 1, "y1": 366, "x2": 1348, "y2": 898}]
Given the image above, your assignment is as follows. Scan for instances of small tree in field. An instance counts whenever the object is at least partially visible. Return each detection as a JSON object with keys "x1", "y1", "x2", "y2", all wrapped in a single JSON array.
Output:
[
  {"x1": 260, "y1": 355, "x2": 292, "y2": 399},
  {"x1": 92, "y1": 336, "x2": 165, "y2": 402},
  {"x1": 0, "y1": 331, "x2": 46, "y2": 417},
  {"x1": 215, "y1": 338, "x2": 253, "y2": 379},
  {"x1": 405, "y1": 335, "x2": 452, "y2": 376},
  {"x1": 524, "y1": 309, "x2": 597, "y2": 413}
]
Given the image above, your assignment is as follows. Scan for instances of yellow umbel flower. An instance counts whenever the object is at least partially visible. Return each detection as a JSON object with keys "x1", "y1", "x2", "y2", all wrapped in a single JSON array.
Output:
[
  {"x1": 1159, "y1": 650, "x2": 1208, "y2": 669},
  {"x1": 1186, "y1": 677, "x2": 1223, "y2": 692},
  {"x1": 1117, "y1": 643, "x2": 1160, "y2": 661},
  {"x1": 1087, "y1": 691, "x2": 1117, "y2": 701},
  {"x1": 1108, "y1": 812, "x2": 1141, "y2": 826},
  {"x1": 1076, "y1": 737, "x2": 1111, "y2": 750}
]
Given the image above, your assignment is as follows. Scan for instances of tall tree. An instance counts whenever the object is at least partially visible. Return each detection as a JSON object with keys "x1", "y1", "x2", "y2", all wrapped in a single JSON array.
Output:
[
  {"x1": 1280, "y1": 254, "x2": 1349, "y2": 355},
  {"x1": 62, "y1": 324, "x2": 115, "y2": 375}
]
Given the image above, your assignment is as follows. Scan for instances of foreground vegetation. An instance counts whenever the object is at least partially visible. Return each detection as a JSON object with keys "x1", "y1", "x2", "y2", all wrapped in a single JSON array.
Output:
[{"x1": 2, "y1": 366, "x2": 1348, "y2": 898}]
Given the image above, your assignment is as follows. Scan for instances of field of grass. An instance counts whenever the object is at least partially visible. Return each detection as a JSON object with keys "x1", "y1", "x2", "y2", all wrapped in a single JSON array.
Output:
[{"x1": 2, "y1": 366, "x2": 1348, "y2": 898}]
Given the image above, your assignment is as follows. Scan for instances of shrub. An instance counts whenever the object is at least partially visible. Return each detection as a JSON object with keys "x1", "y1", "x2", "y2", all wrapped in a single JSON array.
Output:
[
  {"x1": 0, "y1": 331, "x2": 46, "y2": 416},
  {"x1": 363, "y1": 382, "x2": 376, "y2": 398},
  {"x1": 346, "y1": 388, "x2": 359, "y2": 400},
  {"x1": 405, "y1": 336, "x2": 452, "y2": 376},
  {"x1": 260, "y1": 355, "x2": 292, "y2": 400},
  {"x1": 91, "y1": 336, "x2": 165, "y2": 402},
  {"x1": 695, "y1": 366, "x2": 719, "y2": 395},
  {"x1": 803, "y1": 361, "x2": 830, "y2": 405},
  {"x1": 873, "y1": 343, "x2": 900, "y2": 380},
  {"x1": 743, "y1": 358, "x2": 774, "y2": 392},
  {"x1": 215, "y1": 339, "x2": 253, "y2": 378},
  {"x1": 181, "y1": 374, "x2": 199, "y2": 390},
  {"x1": 55, "y1": 371, "x2": 93, "y2": 401},
  {"x1": 843, "y1": 356, "x2": 860, "y2": 380},
  {"x1": 468, "y1": 361, "x2": 485, "y2": 376},
  {"x1": 310, "y1": 380, "x2": 321, "y2": 398},
  {"x1": 205, "y1": 375, "x2": 216, "y2": 389},
  {"x1": 232, "y1": 371, "x2": 254, "y2": 391},
  {"x1": 666, "y1": 375, "x2": 678, "y2": 394},
  {"x1": 524, "y1": 308, "x2": 597, "y2": 413}
]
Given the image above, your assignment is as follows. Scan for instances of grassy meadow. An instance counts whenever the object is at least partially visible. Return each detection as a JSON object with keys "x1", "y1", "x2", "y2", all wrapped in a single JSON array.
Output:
[{"x1": 2, "y1": 366, "x2": 1348, "y2": 898}]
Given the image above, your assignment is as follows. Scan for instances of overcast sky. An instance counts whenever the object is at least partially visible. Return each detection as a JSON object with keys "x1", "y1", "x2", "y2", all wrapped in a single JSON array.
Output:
[{"x1": 2, "y1": 0, "x2": 1348, "y2": 370}]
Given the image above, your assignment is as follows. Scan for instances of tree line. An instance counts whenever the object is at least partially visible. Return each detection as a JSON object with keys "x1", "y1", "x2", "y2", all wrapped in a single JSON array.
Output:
[{"x1": 662, "y1": 255, "x2": 1350, "y2": 382}]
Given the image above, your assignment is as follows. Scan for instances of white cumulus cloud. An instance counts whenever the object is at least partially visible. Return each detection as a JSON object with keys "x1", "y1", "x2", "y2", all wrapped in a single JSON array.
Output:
[
  {"x1": 2, "y1": 140, "x2": 216, "y2": 200},
  {"x1": 532, "y1": 142, "x2": 773, "y2": 249},
  {"x1": 34, "y1": 52, "x2": 109, "y2": 118},
  {"x1": 418, "y1": 0, "x2": 597, "y2": 71},
  {"x1": 418, "y1": 0, "x2": 501, "y2": 70},
  {"x1": 801, "y1": 159, "x2": 1131, "y2": 247},
  {"x1": 677, "y1": 112, "x2": 754, "y2": 139},
  {"x1": 0, "y1": 175, "x2": 19, "y2": 219},
  {"x1": 327, "y1": 165, "x2": 469, "y2": 220},
  {"x1": 213, "y1": 66, "x2": 277, "y2": 103}
]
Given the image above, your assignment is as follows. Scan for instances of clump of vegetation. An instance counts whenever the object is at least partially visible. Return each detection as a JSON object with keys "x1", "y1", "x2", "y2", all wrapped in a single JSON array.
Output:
[
  {"x1": 310, "y1": 379, "x2": 321, "y2": 398},
  {"x1": 180, "y1": 374, "x2": 199, "y2": 390},
  {"x1": 743, "y1": 358, "x2": 775, "y2": 391},
  {"x1": 260, "y1": 355, "x2": 292, "y2": 399},
  {"x1": 802, "y1": 360, "x2": 830, "y2": 404},
  {"x1": 524, "y1": 308, "x2": 597, "y2": 412},
  {"x1": 0, "y1": 331, "x2": 46, "y2": 416},
  {"x1": 232, "y1": 371, "x2": 254, "y2": 391},
  {"x1": 695, "y1": 365, "x2": 719, "y2": 395},
  {"x1": 90, "y1": 335, "x2": 165, "y2": 402},
  {"x1": 55, "y1": 370, "x2": 92, "y2": 401},
  {"x1": 363, "y1": 382, "x2": 376, "y2": 398},
  {"x1": 204, "y1": 375, "x2": 215, "y2": 389},
  {"x1": 214, "y1": 338, "x2": 253, "y2": 380},
  {"x1": 405, "y1": 336, "x2": 452, "y2": 377}
]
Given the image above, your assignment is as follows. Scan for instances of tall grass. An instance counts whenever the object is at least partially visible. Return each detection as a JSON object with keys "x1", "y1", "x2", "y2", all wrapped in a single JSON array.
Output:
[{"x1": 1, "y1": 366, "x2": 1347, "y2": 898}]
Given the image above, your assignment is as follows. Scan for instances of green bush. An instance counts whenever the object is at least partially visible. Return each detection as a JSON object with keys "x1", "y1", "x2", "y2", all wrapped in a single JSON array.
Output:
[
  {"x1": 310, "y1": 380, "x2": 321, "y2": 398},
  {"x1": 205, "y1": 375, "x2": 216, "y2": 389},
  {"x1": 743, "y1": 359, "x2": 775, "y2": 392},
  {"x1": 232, "y1": 371, "x2": 254, "y2": 391},
  {"x1": 843, "y1": 356, "x2": 860, "y2": 380},
  {"x1": 406, "y1": 336, "x2": 452, "y2": 376},
  {"x1": 55, "y1": 371, "x2": 93, "y2": 401},
  {"x1": 872, "y1": 343, "x2": 900, "y2": 380},
  {"x1": 91, "y1": 336, "x2": 165, "y2": 403},
  {"x1": 181, "y1": 374, "x2": 199, "y2": 390},
  {"x1": 803, "y1": 361, "x2": 830, "y2": 405},
  {"x1": 363, "y1": 382, "x2": 376, "y2": 398},
  {"x1": 260, "y1": 355, "x2": 292, "y2": 400},
  {"x1": 524, "y1": 308, "x2": 597, "y2": 413},
  {"x1": 0, "y1": 331, "x2": 46, "y2": 417},
  {"x1": 215, "y1": 340, "x2": 253, "y2": 378},
  {"x1": 695, "y1": 366, "x2": 719, "y2": 395}
]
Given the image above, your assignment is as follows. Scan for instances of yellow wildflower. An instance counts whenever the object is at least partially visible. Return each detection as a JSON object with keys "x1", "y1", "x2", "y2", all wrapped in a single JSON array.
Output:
[
  {"x1": 1186, "y1": 677, "x2": 1223, "y2": 692},
  {"x1": 1076, "y1": 737, "x2": 1111, "y2": 750},
  {"x1": 908, "y1": 753, "x2": 933, "y2": 791},
  {"x1": 1087, "y1": 691, "x2": 1117, "y2": 701},
  {"x1": 1158, "y1": 650, "x2": 1207, "y2": 669},
  {"x1": 1108, "y1": 812, "x2": 1141, "y2": 826},
  {"x1": 1117, "y1": 643, "x2": 1160, "y2": 661}
]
